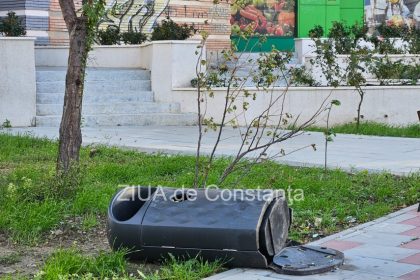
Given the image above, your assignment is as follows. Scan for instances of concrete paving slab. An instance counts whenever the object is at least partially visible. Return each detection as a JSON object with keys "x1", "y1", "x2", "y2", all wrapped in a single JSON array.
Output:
[
  {"x1": 346, "y1": 273, "x2": 400, "y2": 280},
  {"x1": 264, "y1": 269, "x2": 359, "y2": 280},
  {"x1": 205, "y1": 205, "x2": 420, "y2": 280},
  {"x1": 3, "y1": 126, "x2": 420, "y2": 175},
  {"x1": 341, "y1": 232, "x2": 415, "y2": 247},
  {"x1": 205, "y1": 269, "x2": 246, "y2": 280},
  {"x1": 212, "y1": 273, "x2": 276, "y2": 280},
  {"x1": 365, "y1": 223, "x2": 416, "y2": 234},
  {"x1": 344, "y1": 244, "x2": 418, "y2": 261},
  {"x1": 383, "y1": 214, "x2": 419, "y2": 225},
  {"x1": 342, "y1": 256, "x2": 419, "y2": 277}
]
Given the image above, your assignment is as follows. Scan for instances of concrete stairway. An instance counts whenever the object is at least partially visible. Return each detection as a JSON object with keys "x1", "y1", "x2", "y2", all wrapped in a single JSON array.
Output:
[{"x1": 35, "y1": 67, "x2": 196, "y2": 127}]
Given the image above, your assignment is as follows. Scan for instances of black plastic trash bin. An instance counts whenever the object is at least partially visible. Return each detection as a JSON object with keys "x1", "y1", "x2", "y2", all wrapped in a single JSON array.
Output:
[{"x1": 107, "y1": 186, "x2": 291, "y2": 268}]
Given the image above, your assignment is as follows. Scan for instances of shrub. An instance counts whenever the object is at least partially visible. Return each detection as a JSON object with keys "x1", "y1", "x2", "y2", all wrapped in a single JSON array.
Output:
[
  {"x1": 0, "y1": 11, "x2": 26, "y2": 37},
  {"x1": 327, "y1": 22, "x2": 368, "y2": 54},
  {"x1": 372, "y1": 24, "x2": 419, "y2": 54},
  {"x1": 120, "y1": 30, "x2": 147, "y2": 45},
  {"x1": 96, "y1": 26, "x2": 120, "y2": 45},
  {"x1": 407, "y1": 28, "x2": 420, "y2": 54},
  {"x1": 151, "y1": 18, "x2": 194, "y2": 41},
  {"x1": 377, "y1": 24, "x2": 408, "y2": 38},
  {"x1": 373, "y1": 57, "x2": 420, "y2": 85},
  {"x1": 308, "y1": 25, "x2": 324, "y2": 39},
  {"x1": 328, "y1": 21, "x2": 352, "y2": 54}
]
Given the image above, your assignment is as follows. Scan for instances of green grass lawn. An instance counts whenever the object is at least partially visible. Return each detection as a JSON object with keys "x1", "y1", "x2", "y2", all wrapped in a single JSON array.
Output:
[
  {"x1": 27, "y1": 249, "x2": 223, "y2": 280},
  {"x1": 0, "y1": 133, "x2": 419, "y2": 279},
  {"x1": 307, "y1": 122, "x2": 420, "y2": 138}
]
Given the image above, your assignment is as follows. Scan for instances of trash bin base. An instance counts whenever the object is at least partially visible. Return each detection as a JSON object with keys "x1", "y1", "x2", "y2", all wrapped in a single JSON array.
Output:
[{"x1": 127, "y1": 247, "x2": 269, "y2": 268}]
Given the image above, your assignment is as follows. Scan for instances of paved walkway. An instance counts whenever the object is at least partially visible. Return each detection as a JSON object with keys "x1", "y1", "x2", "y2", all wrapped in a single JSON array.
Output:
[
  {"x1": 4, "y1": 126, "x2": 420, "y2": 175},
  {"x1": 206, "y1": 205, "x2": 420, "y2": 280}
]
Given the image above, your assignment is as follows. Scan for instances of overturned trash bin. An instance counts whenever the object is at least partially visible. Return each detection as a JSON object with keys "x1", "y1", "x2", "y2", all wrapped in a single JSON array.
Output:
[{"x1": 108, "y1": 186, "x2": 344, "y2": 274}]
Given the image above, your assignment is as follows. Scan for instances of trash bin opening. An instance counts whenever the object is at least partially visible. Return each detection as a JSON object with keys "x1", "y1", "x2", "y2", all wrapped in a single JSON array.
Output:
[{"x1": 112, "y1": 186, "x2": 157, "y2": 222}]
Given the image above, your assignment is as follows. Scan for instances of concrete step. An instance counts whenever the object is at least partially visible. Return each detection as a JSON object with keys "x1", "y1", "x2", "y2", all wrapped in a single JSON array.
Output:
[
  {"x1": 36, "y1": 67, "x2": 150, "y2": 82},
  {"x1": 37, "y1": 102, "x2": 181, "y2": 116},
  {"x1": 36, "y1": 113, "x2": 198, "y2": 127},
  {"x1": 37, "y1": 91, "x2": 154, "y2": 104},
  {"x1": 37, "y1": 80, "x2": 151, "y2": 94},
  {"x1": 35, "y1": 67, "x2": 196, "y2": 127}
]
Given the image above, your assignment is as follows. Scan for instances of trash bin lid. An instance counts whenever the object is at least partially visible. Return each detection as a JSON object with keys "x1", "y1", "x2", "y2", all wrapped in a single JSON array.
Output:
[{"x1": 270, "y1": 245, "x2": 344, "y2": 276}]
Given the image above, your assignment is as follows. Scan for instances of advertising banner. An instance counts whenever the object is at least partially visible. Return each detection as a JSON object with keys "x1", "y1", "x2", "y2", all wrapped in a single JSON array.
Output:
[
  {"x1": 365, "y1": 0, "x2": 420, "y2": 29},
  {"x1": 231, "y1": 0, "x2": 296, "y2": 37}
]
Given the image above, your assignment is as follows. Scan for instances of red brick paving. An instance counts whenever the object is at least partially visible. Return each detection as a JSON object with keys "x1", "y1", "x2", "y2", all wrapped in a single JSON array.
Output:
[
  {"x1": 398, "y1": 253, "x2": 420, "y2": 265},
  {"x1": 401, "y1": 227, "x2": 420, "y2": 237},
  {"x1": 400, "y1": 217, "x2": 420, "y2": 227},
  {"x1": 399, "y1": 269, "x2": 420, "y2": 280},
  {"x1": 320, "y1": 240, "x2": 363, "y2": 251},
  {"x1": 400, "y1": 238, "x2": 420, "y2": 250}
]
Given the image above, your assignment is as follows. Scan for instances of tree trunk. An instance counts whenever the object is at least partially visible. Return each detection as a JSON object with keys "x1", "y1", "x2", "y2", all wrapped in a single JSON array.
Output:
[
  {"x1": 356, "y1": 87, "x2": 364, "y2": 131},
  {"x1": 57, "y1": 17, "x2": 88, "y2": 173}
]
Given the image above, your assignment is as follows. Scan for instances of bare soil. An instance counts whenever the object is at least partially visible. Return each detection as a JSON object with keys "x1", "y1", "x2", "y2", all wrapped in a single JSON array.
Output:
[{"x1": 0, "y1": 215, "x2": 109, "y2": 278}]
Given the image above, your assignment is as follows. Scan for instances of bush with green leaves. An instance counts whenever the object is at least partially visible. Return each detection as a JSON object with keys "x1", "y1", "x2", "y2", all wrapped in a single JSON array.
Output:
[
  {"x1": 0, "y1": 11, "x2": 26, "y2": 37},
  {"x1": 290, "y1": 66, "x2": 318, "y2": 86},
  {"x1": 308, "y1": 25, "x2": 324, "y2": 39},
  {"x1": 309, "y1": 22, "x2": 373, "y2": 128},
  {"x1": 370, "y1": 24, "x2": 420, "y2": 54},
  {"x1": 96, "y1": 26, "x2": 120, "y2": 45},
  {"x1": 307, "y1": 21, "x2": 419, "y2": 129},
  {"x1": 407, "y1": 29, "x2": 420, "y2": 54},
  {"x1": 120, "y1": 30, "x2": 147, "y2": 45},
  {"x1": 368, "y1": 25, "x2": 419, "y2": 83},
  {"x1": 151, "y1": 18, "x2": 194, "y2": 41},
  {"x1": 373, "y1": 57, "x2": 420, "y2": 85},
  {"x1": 377, "y1": 24, "x2": 409, "y2": 38},
  {"x1": 327, "y1": 22, "x2": 368, "y2": 54}
]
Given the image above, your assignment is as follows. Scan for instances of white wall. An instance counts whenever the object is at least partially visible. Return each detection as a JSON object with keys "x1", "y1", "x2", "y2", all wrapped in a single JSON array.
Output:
[
  {"x1": 33, "y1": 40, "x2": 420, "y2": 128},
  {"x1": 295, "y1": 38, "x2": 316, "y2": 64},
  {"x1": 139, "y1": 40, "x2": 203, "y2": 103},
  {"x1": 35, "y1": 45, "x2": 144, "y2": 68},
  {"x1": 170, "y1": 86, "x2": 420, "y2": 127},
  {"x1": 138, "y1": 41, "x2": 420, "y2": 127},
  {"x1": 0, "y1": 38, "x2": 36, "y2": 127}
]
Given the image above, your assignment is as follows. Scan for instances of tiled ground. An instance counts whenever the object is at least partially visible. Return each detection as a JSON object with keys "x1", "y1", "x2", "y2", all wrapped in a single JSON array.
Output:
[
  {"x1": 5, "y1": 126, "x2": 420, "y2": 175},
  {"x1": 206, "y1": 205, "x2": 420, "y2": 280}
]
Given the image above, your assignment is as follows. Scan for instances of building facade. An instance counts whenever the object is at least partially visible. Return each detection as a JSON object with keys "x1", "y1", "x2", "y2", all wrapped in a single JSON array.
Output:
[
  {"x1": 0, "y1": 0, "x2": 50, "y2": 45},
  {"x1": 1, "y1": 0, "x2": 419, "y2": 51}
]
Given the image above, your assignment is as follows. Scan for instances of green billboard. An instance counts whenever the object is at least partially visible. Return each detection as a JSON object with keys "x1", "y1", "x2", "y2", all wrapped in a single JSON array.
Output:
[{"x1": 297, "y1": 0, "x2": 365, "y2": 37}]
